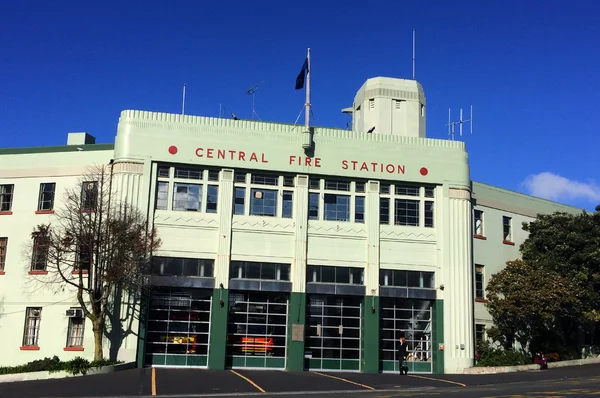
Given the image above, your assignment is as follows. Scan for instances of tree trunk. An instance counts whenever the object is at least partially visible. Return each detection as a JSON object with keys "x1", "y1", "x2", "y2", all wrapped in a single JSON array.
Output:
[{"x1": 93, "y1": 322, "x2": 104, "y2": 361}]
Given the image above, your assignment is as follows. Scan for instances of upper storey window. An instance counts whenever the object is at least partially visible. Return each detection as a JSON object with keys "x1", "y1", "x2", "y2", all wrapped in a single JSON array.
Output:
[
  {"x1": 234, "y1": 171, "x2": 295, "y2": 218},
  {"x1": 379, "y1": 183, "x2": 436, "y2": 228},
  {"x1": 155, "y1": 165, "x2": 219, "y2": 213},
  {"x1": 307, "y1": 178, "x2": 366, "y2": 223}
]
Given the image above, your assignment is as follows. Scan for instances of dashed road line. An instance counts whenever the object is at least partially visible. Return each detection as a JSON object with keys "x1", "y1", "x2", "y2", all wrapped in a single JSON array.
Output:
[
  {"x1": 311, "y1": 371, "x2": 376, "y2": 390},
  {"x1": 407, "y1": 374, "x2": 467, "y2": 387},
  {"x1": 229, "y1": 369, "x2": 266, "y2": 393}
]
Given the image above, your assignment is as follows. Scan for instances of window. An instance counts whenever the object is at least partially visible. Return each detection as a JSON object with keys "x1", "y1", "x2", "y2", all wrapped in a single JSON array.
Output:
[
  {"x1": 394, "y1": 199, "x2": 419, "y2": 226},
  {"x1": 31, "y1": 233, "x2": 49, "y2": 271},
  {"x1": 81, "y1": 181, "x2": 98, "y2": 211},
  {"x1": 379, "y1": 269, "x2": 435, "y2": 289},
  {"x1": 151, "y1": 257, "x2": 214, "y2": 277},
  {"x1": 475, "y1": 265, "x2": 484, "y2": 299},
  {"x1": 424, "y1": 201, "x2": 434, "y2": 228},
  {"x1": 66, "y1": 309, "x2": 85, "y2": 347},
  {"x1": 76, "y1": 243, "x2": 92, "y2": 272},
  {"x1": 174, "y1": 167, "x2": 203, "y2": 180},
  {"x1": 474, "y1": 210, "x2": 484, "y2": 236},
  {"x1": 380, "y1": 198, "x2": 390, "y2": 224},
  {"x1": 206, "y1": 185, "x2": 218, "y2": 213},
  {"x1": 208, "y1": 170, "x2": 220, "y2": 182},
  {"x1": 283, "y1": 176, "x2": 295, "y2": 187},
  {"x1": 503, "y1": 216, "x2": 512, "y2": 242},
  {"x1": 306, "y1": 265, "x2": 363, "y2": 285},
  {"x1": 251, "y1": 173, "x2": 278, "y2": 186},
  {"x1": 0, "y1": 184, "x2": 14, "y2": 212},
  {"x1": 475, "y1": 324, "x2": 485, "y2": 344},
  {"x1": 158, "y1": 166, "x2": 170, "y2": 178},
  {"x1": 156, "y1": 181, "x2": 168, "y2": 210},
  {"x1": 355, "y1": 182, "x2": 365, "y2": 193},
  {"x1": 38, "y1": 183, "x2": 56, "y2": 211},
  {"x1": 250, "y1": 189, "x2": 277, "y2": 217},
  {"x1": 235, "y1": 171, "x2": 247, "y2": 183},
  {"x1": 324, "y1": 194, "x2": 350, "y2": 221},
  {"x1": 282, "y1": 191, "x2": 293, "y2": 218},
  {"x1": 0, "y1": 237, "x2": 6, "y2": 272},
  {"x1": 324, "y1": 179, "x2": 350, "y2": 192},
  {"x1": 308, "y1": 193, "x2": 319, "y2": 220},
  {"x1": 173, "y1": 183, "x2": 202, "y2": 211},
  {"x1": 424, "y1": 187, "x2": 435, "y2": 198},
  {"x1": 355, "y1": 196, "x2": 365, "y2": 223},
  {"x1": 395, "y1": 185, "x2": 419, "y2": 196},
  {"x1": 23, "y1": 307, "x2": 42, "y2": 347},
  {"x1": 230, "y1": 261, "x2": 290, "y2": 281},
  {"x1": 234, "y1": 187, "x2": 245, "y2": 215}
]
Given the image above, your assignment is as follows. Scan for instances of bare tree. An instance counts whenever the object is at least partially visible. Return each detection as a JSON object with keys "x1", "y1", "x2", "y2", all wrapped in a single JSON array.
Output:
[{"x1": 26, "y1": 165, "x2": 160, "y2": 360}]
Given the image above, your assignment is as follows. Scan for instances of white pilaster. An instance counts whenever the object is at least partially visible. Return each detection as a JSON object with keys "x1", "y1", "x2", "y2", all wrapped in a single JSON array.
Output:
[
  {"x1": 443, "y1": 187, "x2": 474, "y2": 373},
  {"x1": 365, "y1": 180, "x2": 380, "y2": 295},
  {"x1": 291, "y1": 175, "x2": 309, "y2": 292},
  {"x1": 214, "y1": 169, "x2": 234, "y2": 288}
]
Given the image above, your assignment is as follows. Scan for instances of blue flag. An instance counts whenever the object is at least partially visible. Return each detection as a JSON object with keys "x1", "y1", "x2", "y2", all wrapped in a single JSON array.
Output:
[{"x1": 295, "y1": 58, "x2": 309, "y2": 90}]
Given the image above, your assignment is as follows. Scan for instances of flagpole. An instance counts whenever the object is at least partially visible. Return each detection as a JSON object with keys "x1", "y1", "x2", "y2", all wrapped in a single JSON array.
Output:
[{"x1": 304, "y1": 48, "x2": 311, "y2": 130}]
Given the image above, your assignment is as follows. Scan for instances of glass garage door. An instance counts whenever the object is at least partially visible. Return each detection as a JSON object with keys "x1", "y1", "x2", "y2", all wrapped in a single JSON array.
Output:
[
  {"x1": 144, "y1": 289, "x2": 212, "y2": 367},
  {"x1": 226, "y1": 291, "x2": 288, "y2": 369},
  {"x1": 380, "y1": 298, "x2": 433, "y2": 373},
  {"x1": 305, "y1": 295, "x2": 362, "y2": 371}
]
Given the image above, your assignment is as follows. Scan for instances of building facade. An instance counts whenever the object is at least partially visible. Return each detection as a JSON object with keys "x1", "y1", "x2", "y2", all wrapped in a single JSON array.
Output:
[{"x1": 0, "y1": 77, "x2": 581, "y2": 373}]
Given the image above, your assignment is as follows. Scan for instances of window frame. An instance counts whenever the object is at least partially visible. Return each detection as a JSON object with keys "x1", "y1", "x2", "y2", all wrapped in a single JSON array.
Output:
[
  {"x1": 379, "y1": 184, "x2": 436, "y2": 228},
  {"x1": 0, "y1": 184, "x2": 14, "y2": 212},
  {"x1": 37, "y1": 182, "x2": 56, "y2": 212},
  {"x1": 22, "y1": 307, "x2": 42, "y2": 347},
  {"x1": 80, "y1": 181, "x2": 98, "y2": 211},
  {"x1": 0, "y1": 237, "x2": 7, "y2": 272},
  {"x1": 474, "y1": 209, "x2": 484, "y2": 237},
  {"x1": 66, "y1": 309, "x2": 85, "y2": 348},
  {"x1": 502, "y1": 216, "x2": 513, "y2": 242},
  {"x1": 31, "y1": 232, "x2": 49, "y2": 271},
  {"x1": 475, "y1": 264, "x2": 485, "y2": 299}
]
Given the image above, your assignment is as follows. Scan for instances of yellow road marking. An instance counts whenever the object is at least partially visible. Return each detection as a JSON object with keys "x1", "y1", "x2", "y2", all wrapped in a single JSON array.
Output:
[
  {"x1": 312, "y1": 371, "x2": 376, "y2": 390},
  {"x1": 151, "y1": 367, "x2": 157, "y2": 396},
  {"x1": 230, "y1": 369, "x2": 266, "y2": 393},
  {"x1": 407, "y1": 374, "x2": 466, "y2": 387}
]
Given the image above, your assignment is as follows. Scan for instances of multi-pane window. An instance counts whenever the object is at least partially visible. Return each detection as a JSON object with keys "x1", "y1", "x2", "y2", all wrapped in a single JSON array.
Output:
[
  {"x1": 234, "y1": 172, "x2": 295, "y2": 218},
  {"x1": 230, "y1": 261, "x2": 290, "y2": 281},
  {"x1": 379, "y1": 269, "x2": 435, "y2": 289},
  {"x1": 23, "y1": 307, "x2": 42, "y2": 347},
  {"x1": 151, "y1": 257, "x2": 214, "y2": 278},
  {"x1": 80, "y1": 181, "x2": 98, "y2": 211},
  {"x1": 31, "y1": 233, "x2": 49, "y2": 271},
  {"x1": 475, "y1": 265, "x2": 484, "y2": 299},
  {"x1": 306, "y1": 265, "x2": 363, "y2": 285},
  {"x1": 0, "y1": 184, "x2": 14, "y2": 212},
  {"x1": 0, "y1": 237, "x2": 7, "y2": 272},
  {"x1": 503, "y1": 216, "x2": 512, "y2": 242},
  {"x1": 66, "y1": 308, "x2": 85, "y2": 347},
  {"x1": 380, "y1": 184, "x2": 436, "y2": 228},
  {"x1": 475, "y1": 324, "x2": 486, "y2": 344},
  {"x1": 155, "y1": 166, "x2": 219, "y2": 213},
  {"x1": 308, "y1": 178, "x2": 364, "y2": 223},
  {"x1": 75, "y1": 243, "x2": 92, "y2": 272},
  {"x1": 156, "y1": 182, "x2": 168, "y2": 210},
  {"x1": 38, "y1": 183, "x2": 56, "y2": 211},
  {"x1": 474, "y1": 210, "x2": 484, "y2": 236}
]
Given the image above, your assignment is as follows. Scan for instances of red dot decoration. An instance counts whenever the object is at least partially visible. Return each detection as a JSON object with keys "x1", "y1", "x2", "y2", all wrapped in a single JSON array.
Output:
[
  {"x1": 168, "y1": 146, "x2": 178, "y2": 155},
  {"x1": 420, "y1": 167, "x2": 429, "y2": 176}
]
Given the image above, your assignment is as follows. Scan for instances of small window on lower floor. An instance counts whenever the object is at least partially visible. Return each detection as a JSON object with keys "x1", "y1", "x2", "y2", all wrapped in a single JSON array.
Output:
[
  {"x1": 23, "y1": 307, "x2": 42, "y2": 347},
  {"x1": 66, "y1": 309, "x2": 85, "y2": 347},
  {"x1": 475, "y1": 324, "x2": 485, "y2": 344}
]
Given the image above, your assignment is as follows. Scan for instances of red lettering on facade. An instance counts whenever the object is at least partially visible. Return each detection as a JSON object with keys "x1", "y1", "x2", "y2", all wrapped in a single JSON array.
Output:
[
  {"x1": 249, "y1": 152, "x2": 258, "y2": 162},
  {"x1": 239, "y1": 151, "x2": 246, "y2": 161},
  {"x1": 206, "y1": 148, "x2": 214, "y2": 158},
  {"x1": 218, "y1": 149, "x2": 226, "y2": 159},
  {"x1": 340, "y1": 159, "x2": 406, "y2": 175},
  {"x1": 195, "y1": 148, "x2": 204, "y2": 157},
  {"x1": 314, "y1": 158, "x2": 321, "y2": 167},
  {"x1": 261, "y1": 153, "x2": 269, "y2": 163}
]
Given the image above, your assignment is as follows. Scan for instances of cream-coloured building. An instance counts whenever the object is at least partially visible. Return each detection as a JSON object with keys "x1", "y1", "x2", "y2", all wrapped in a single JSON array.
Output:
[{"x1": 0, "y1": 77, "x2": 581, "y2": 374}]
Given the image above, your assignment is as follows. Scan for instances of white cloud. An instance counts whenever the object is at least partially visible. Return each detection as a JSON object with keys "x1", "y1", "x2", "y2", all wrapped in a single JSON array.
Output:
[{"x1": 521, "y1": 172, "x2": 600, "y2": 203}]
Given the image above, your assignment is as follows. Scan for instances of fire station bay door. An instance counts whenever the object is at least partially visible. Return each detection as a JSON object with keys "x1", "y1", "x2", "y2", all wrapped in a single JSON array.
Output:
[{"x1": 226, "y1": 291, "x2": 289, "y2": 369}]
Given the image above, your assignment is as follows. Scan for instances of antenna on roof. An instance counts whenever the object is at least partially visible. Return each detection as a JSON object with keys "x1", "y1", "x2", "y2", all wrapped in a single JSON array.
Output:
[
  {"x1": 446, "y1": 105, "x2": 473, "y2": 141},
  {"x1": 412, "y1": 29, "x2": 416, "y2": 80},
  {"x1": 182, "y1": 83, "x2": 187, "y2": 115},
  {"x1": 246, "y1": 80, "x2": 266, "y2": 120}
]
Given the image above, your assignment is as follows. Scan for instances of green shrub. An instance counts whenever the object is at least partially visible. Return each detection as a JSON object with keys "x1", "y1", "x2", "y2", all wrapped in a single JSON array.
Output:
[
  {"x1": 0, "y1": 356, "x2": 122, "y2": 376},
  {"x1": 475, "y1": 341, "x2": 532, "y2": 367}
]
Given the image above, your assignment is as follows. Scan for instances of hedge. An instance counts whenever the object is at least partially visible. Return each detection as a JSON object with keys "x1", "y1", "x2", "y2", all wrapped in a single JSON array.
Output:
[{"x1": 0, "y1": 356, "x2": 121, "y2": 376}]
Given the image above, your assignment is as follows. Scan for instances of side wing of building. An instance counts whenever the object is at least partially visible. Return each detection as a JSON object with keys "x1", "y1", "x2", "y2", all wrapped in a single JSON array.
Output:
[{"x1": 471, "y1": 181, "x2": 583, "y2": 342}]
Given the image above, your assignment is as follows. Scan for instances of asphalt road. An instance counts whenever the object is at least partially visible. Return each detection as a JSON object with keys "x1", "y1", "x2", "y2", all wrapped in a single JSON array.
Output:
[{"x1": 2, "y1": 363, "x2": 600, "y2": 398}]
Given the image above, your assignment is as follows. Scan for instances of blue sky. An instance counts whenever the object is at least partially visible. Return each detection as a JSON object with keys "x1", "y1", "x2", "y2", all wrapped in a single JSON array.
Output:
[{"x1": 1, "y1": 0, "x2": 599, "y2": 210}]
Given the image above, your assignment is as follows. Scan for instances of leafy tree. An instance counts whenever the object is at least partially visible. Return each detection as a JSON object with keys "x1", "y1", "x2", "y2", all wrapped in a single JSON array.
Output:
[
  {"x1": 26, "y1": 166, "x2": 161, "y2": 360},
  {"x1": 485, "y1": 259, "x2": 584, "y2": 356},
  {"x1": 520, "y1": 209, "x2": 600, "y2": 342}
]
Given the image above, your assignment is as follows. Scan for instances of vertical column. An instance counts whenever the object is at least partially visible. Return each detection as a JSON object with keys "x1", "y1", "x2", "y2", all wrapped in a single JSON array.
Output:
[
  {"x1": 442, "y1": 188, "x2": 474, "y2": 373},
  {"x1": 287, "y1": 174, "x2": 309, "y2": 371},
  {"x1": 214, "y1": 169, "x2": 234, "y2": 288},
  {"x1": 208, "y1": 169, "x2": 234, "y2": 370},
  {"x1": 362, "y1": 180, "x2": 380, "y2": 373},
  {"x1": 432, "y1": 300, "x2": 445, "y2": 374}
]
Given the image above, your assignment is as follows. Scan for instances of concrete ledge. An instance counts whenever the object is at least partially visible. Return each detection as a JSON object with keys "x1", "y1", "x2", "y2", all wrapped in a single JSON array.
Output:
[
  {"x1": 0, "y1": 362, "x2": 135, "y2": 383},
  {"x1": 464, "y1": 356, "x2": 600, "y2": 374}
]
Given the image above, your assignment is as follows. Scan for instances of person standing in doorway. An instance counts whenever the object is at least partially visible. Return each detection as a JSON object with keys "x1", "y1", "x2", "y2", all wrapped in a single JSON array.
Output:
[{"x1": 397, "y1": 335, "x2": 409, "y2": 375}]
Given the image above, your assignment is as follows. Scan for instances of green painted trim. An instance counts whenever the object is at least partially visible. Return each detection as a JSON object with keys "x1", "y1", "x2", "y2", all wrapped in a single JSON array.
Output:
[
  {"x1": 0, "y1": 143, "x2": 114, "y2": 155},
  {"x1": 361, "y1": 296, "x2": 379, "y2": 373},
  {"x1": 136, "y1": 292, "x2": 149, "y2": 368},
  {"x1": 286, "y1": 292, "x2": 306, "y2": 372},
  {"x1": 208, "y1": 288, "x2": 229, "y2": 370},
  {"x1": 432, "y1": 299, "x2": 444, "y2": 374}
]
